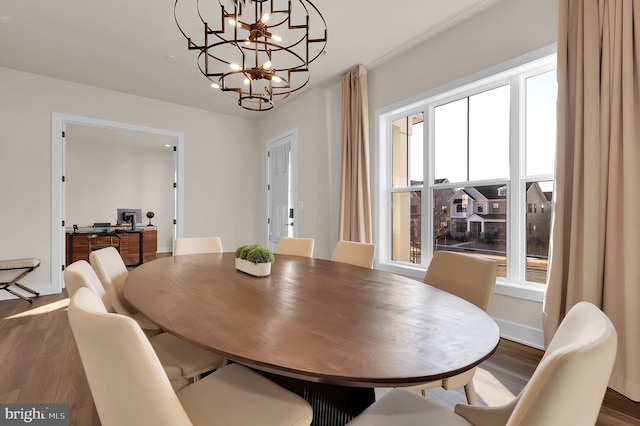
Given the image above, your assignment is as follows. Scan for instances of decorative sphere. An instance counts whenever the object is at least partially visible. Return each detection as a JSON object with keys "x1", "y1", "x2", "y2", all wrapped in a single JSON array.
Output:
[{"x1": 146, "y1": 211, "x2": 155, "y2": 219}]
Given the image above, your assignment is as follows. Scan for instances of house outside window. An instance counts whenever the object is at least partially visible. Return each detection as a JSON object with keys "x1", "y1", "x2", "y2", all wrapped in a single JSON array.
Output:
[{"x1": 376, "y1": 52, "x2": 556, "y2": 290}]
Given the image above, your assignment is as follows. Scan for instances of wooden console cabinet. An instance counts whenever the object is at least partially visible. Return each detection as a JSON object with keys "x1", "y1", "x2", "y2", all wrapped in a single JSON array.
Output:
[{"x1": 66, "y1": 228, "x2": 157, "y2": 266}]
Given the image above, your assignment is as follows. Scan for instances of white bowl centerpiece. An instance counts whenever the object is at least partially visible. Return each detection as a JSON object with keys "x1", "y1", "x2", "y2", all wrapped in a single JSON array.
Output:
[{"x1": 234, "y1": 244, "x2": 275, "y2": 277}]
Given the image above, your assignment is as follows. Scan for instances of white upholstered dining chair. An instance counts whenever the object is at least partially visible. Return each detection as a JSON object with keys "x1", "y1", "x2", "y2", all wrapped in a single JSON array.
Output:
[
  {"x1": 405, "y1": 251, "x2": 497, "y2": 404},
  {"x1": 65, "y1": 260, "x2": 226, "y2": 391},
  {"x1": 173, "y1": 236, "x2": 223, "y2": 255},
  {"x1": 89, "y1": 247, "x2": 160, "y2": 334},
  {"x1": 64, "y1": 259, "x2": 114, "y2": 312},
  {"x1": 275, "y1": 237, "x2": 315, "y2": 258},
  {"x1": 331, "y1": 240, "x2": 375, "y2": 269},
  {"x1": 68, "y1": 287, "x2": 313, "y2": 426},
  {"x1": 347, "y1": 301, "x2": 617, "y2": 426}
]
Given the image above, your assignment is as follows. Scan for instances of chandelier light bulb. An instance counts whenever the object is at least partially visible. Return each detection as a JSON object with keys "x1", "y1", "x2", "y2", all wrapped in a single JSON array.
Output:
[
  {"x1": 244, "y1": 39, "x2": 251, "y2": 45},
  {"x1": 210, "y1": 82, "x2": 220, "y2": 89},
  {"x1": 272, "y1": 75, "x2": 282, "y2": 83},
  {"x1": 272, "y1": 34, "x2": 282, "y2": 42},
  {"x1": 261, "y1": 13, "x2": 270, "y2": 24},
  {"x1": 230, "y1": 63, "x2": 242, "y2": 71},
  {"x1": 228, "y1": 18, "x2": 236, "y2": 26},
  {"x1": 243, "y1": 78, "x2": 250, "y2": 85},
  {"x1": 263, "y1": 60, "x2": 272, "y2": 69}
]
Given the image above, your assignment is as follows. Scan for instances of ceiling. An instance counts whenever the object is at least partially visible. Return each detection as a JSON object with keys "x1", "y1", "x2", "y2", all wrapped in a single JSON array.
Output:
[{"x1": 0, "y1": 0, "x2": 500, "y2": 119}]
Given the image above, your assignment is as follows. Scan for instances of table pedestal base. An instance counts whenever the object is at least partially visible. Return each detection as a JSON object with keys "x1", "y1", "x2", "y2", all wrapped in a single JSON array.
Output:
[{"x1": 258, "y1": 372, "x2": 375, "y2": 426}]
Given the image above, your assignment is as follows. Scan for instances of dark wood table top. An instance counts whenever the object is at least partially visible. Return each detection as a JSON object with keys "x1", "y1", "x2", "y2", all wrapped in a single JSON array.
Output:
[{"x1": 124, "y1": 252, "x2": 500, "y2": 387}]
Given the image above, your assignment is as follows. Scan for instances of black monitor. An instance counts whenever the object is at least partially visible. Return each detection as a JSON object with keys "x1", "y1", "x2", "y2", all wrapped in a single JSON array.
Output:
[{"x1": 116, "y1": 208, "x2": 142, "y2": 229}]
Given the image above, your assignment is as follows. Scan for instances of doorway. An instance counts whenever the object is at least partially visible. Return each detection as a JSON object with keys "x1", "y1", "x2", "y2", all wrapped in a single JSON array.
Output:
[
  {"x1": 51, "y1": 113, "x2": 184, "y2": 292},
  {"x1": 266, "y1": 130, "x2": 297, "y2": 252}
]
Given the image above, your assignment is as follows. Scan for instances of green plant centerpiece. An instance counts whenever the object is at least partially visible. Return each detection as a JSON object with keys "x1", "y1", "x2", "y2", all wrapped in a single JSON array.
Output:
[{"x1": 234, "y1": 244, "x2": 274, "y2": 277}]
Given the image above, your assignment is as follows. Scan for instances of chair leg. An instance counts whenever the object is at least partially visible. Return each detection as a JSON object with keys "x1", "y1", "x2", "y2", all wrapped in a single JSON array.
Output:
[
  {"x1": 13, "y1": 282, "x2": 40, "y2": 296},
  {"x1": 0, "y1": 267, "x2": 39, "y2": 303},
  {"x1": 1, "y1": 286, "x2": 34, "y2": 303},
  {"x1": 464, "y1": 381, "x2": 478, "y2": 405},
  {"x1": 421, "y1": 389, "x2": 426, "y2": 397}
]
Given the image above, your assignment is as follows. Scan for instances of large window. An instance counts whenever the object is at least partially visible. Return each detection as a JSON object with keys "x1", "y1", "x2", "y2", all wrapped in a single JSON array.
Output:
[{"x1": 378, "y1": 54, "x2": 556, "y2": 289}]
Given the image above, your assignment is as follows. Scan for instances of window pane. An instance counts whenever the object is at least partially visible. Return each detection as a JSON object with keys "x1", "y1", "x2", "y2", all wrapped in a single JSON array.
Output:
[
  {"x1": 433, "y1": 188, "x2": 453, "y2": 245},
  {"x1": 433, "y1": 185, "x2": 507, "y2": 279},
  {"x1": 469, "y1": 85, "x2": 510, "y2": 180},
  {"x1": 525, "y1": 180, "x2": 553, "y2": 283},
  {"x1": 410, "y1": 117, "x2": 424, "y2": 184},
  {"x1": 434, "y1": 99, "x2": 467, "y2": 183},
  {"x1": 392, "y1": 191, "x2": 421, "y2": 264},
  {"x1": 392, "y1": 114, "x2": 424, "y2": 187},
  {"x1": 526, "y1": 71, "x2": 556, "y2": 176}
]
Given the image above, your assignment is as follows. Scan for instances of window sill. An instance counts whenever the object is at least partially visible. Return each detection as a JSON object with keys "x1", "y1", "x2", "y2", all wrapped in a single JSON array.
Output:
[
  {"x1": 495, "y1": 279, "x2": 545, "y2": 302},
  {"x1": 376, "y1": 261, "x2": 426, "y2": 282},
  {"x1": 376, "y1": 261, "x2": 546, "y2": 303}
]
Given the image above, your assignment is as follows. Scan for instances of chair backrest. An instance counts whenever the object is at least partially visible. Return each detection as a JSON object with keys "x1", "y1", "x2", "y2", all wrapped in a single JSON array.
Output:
[
  {"x1": 89, "y1": 247, "x2": 136, "y2": 316},
  {"x1": 88, "y1": 233, "x2": 121, "y2": 252},
  {"x1": 424, "y1": 251, "x2": 497, "y2": 311},
  {"x1": 64, "y1": 260, "x2": 114, "y2": 312},
  {"x1": 68, "y1": 288, "x2": 192, "y2": 426},
  {"x1": 507, "y1": 302, "x2": 617, "y2": 425},
  {"x1": 92, "y1": 222, "x2": 111, "y2": 233},
  {"x1": 275, "y1": 237, "x2": 315, "y2": 258},
  {"x1": 173, "y1": 237, "x2": 223, "y2": 256},
  {"x1": 331, "y1": 241, "x2": 376, "y2": 269}
]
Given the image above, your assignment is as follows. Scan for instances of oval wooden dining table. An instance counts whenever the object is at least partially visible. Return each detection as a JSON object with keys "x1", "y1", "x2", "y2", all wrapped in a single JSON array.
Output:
[{"x1": 124, "y1": 252, "x2": 500, "y2": 425}]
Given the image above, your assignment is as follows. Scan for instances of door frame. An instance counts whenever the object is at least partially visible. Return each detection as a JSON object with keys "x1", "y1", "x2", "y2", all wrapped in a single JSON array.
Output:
[
  {"x1": 51, "y1": 113, "x2": 184, "y2": 292},
  {"x1": 265, "y1": 128, "x2": 298, "y2": 251}
]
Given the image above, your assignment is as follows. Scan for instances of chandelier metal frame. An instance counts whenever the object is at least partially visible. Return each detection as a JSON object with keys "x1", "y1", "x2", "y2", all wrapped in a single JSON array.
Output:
[{"x1": 174, "y1": 0, "x2": 327, "y2": 111}]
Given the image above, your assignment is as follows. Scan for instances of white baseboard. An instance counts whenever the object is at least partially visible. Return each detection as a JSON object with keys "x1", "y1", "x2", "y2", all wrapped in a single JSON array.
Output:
[
  {"x1": 495, "y1": 318, "x2": 545, "y2": 350},
  {"x1": 157, "y1": 246, "x2": 172, "y2": 253}
]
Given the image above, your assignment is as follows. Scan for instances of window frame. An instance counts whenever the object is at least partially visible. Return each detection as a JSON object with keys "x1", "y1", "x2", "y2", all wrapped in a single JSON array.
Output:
[{"x1": 373, "y1": 46, "x2": 557, "y2": 302}]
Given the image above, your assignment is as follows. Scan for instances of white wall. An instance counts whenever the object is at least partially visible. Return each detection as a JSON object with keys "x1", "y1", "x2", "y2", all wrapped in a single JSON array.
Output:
[
  {"x1": 261, "y1": 0, "x2": 557, "y2": 348},
  {"x1": 257, "y1": 86, "x2": 342, "y2": 259},
  {"x1": 0, "y1": 66, "x2": 260, "y2": 297}
]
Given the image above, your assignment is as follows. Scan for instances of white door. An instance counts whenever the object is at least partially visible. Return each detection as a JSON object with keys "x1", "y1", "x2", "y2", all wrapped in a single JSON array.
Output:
[{"x1": 267, "y1": 131, "x2": 297, "y2": 252}]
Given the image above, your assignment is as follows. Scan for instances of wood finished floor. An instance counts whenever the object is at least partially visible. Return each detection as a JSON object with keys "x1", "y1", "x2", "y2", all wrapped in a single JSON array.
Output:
[{"x1": 1, "y1": 268, "x2": 638, "y2": 425}]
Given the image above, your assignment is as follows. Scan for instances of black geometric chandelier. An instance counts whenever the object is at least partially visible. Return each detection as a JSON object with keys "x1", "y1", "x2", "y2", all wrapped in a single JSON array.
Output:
[{"x1": 174, "y1": 0, "x2": 327, "y2": 111}]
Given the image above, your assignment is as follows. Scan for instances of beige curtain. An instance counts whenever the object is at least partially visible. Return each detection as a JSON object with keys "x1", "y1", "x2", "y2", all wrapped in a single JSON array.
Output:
[
  {"x1": 544, "y1": 0, "x2": 640, "y2": 401},
  {"x1": 339, "y1": 65, "x2": 372, "y2": 243}
]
